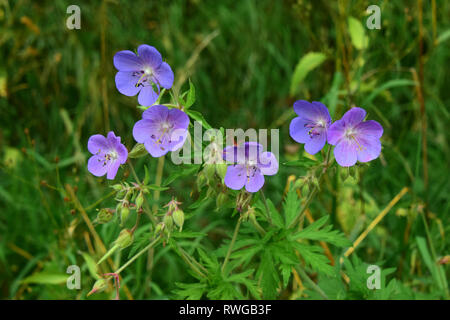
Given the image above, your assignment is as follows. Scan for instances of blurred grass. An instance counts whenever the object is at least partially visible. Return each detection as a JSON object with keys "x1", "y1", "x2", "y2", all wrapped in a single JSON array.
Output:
[{"x1": 0, "y1": 0, "x2": 449, "y2": 299}]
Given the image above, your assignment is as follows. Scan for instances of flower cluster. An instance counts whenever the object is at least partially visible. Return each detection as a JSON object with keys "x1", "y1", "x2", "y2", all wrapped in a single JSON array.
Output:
[
  {"x1": 86, "y1": 44, "x2": 382, "y2": 191},
  {"x1": 289, "y1": 100, "x2": 383, "y2": 167},
  {"x1": 222, "y1": 142, "x2": 279, "y2": 193},
  {"x1": 87, "y1": 45, "x2": 188, "y2": 179}
]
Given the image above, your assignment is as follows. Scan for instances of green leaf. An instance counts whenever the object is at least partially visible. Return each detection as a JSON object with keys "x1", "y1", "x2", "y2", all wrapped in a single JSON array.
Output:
[
  {"x1": 290, "y1": 52, "x2": 327, "y2": 96},
  {"x1": 128, "y1": 143, "x2": 148, "y2": 158},
  {"x1": 80, "y1": 252, "x2": 100, "y2": 279},
  {"x1": 172, "y1": 231, "x2": 207, "y2": 238},
  {"x1": 348, "y1": 16, "x2": 368, "y2": 50},
  {"x1": 163, "y1": 164, "x2": 200, "y2": 186},
  {"x1": 283, "y1": 158, "x2": 318, "y2": 168},
  {"x1": 283, "y1": 186, "x2": 302, "y2": 227},
  {"x1": 362, "y1": 79, "x2": 416, "y2": 106},
  {"x1": 437, "y1": 29, "x2": 450, "y2": 45},
  {"x1": 258, "y1": 251, "x2": 279, "y2": 299},
  {"x1": 293, "y1": 243, "x2": 334, "y2": 275},
  {"x1": 21, "y1": 272, "x2": 69, "y2": 285},
  {"x1": 186, "y1": 109, "x2": 212, "y2": 130},
  {"x1": 292, "y1": 216, "x2": 350, "y2": 247},
  {"x1": 416, "y1": 236, "x2": 448, "y2": 292},
  {"x1": 185, "y1": 79, "x2": 196, "y2": 108},
  {"x1": 280, "y1": 264, "x2": 292, "y2": 288},
  {"x1": 266, "y1": 198, "x2": 284, "y2": 229},
  {"x1": 174, "y1": 282, "x2": 207, "y2": 300}
]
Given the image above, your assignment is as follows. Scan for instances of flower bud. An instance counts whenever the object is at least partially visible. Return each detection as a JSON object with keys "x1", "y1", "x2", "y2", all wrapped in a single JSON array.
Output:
[
  {"x1": 111, "y1": 184, "x2": 123, "y2": 191},
  {"x1": 115, "y1": 229, "x2": 134, "y2": 249},
  {"x1": 135, "y1": 192, "x2": 144, "y2": 211},
  {"x1": 247, "y1": 206, "x2": 256, "y2": 222},
  {"x1": 128, "y1": 143, "x2": 148, "y2": 158},
  {"x1": 172, "y1": 209, "x2": 184, "y2": 231},
  {"x1": 116, "y1": 189, "x2": 126, "y2": 199},
  {"x1": 206, "y1": 185, "x2": 216, "y2": 198},
  {"x1": 87, "y1": 278, "x2": 108, "y2": 296},
  {"x1": 96, "y1": 208, "x2": 114, "y2": 224},
  {"x1": 215, "y1": 163, "x2": 228, "y2": 180},
  {"x1": 120, "y1": 204, "x2": 130, "y2": 226},
  {"x1": 163, "y1": 214, "x2": 174, "y2": 230},
  {"x1": 216, "y1": 192, "x2": 228, "y2": 208},
  {"x1": 196, "y1": 171, "x2": 207, "y2": 190},
  {"x1": 155, "y1": 222, "x2": 165, "y2": 234},
  {"x1": 204, "y1": 164, "x2": 216, "y2": 182}
]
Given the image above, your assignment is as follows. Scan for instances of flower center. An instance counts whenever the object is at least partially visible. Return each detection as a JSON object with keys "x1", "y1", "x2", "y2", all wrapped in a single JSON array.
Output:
[
  {"x1": 97, "y1": 149, "x2": 118, "y2": 167},
  {"x1": 247, "y1": 159, "x2": 257, "y2": 167},
  {"x1": 161, "y1": 122, "x2": 170, "y2": 130},
  {"x1": 134, "y1": 67, "x2": 154, "y2": 88},
  {"x1": 304, "y1": 119, "x2": 326, "y2": 138},
  {"x1": 144, "y1": 67, "x2": 153, "y2": 76},
  {"x1": 345, "y1": 128, "x2": 365, "y2": 151}
]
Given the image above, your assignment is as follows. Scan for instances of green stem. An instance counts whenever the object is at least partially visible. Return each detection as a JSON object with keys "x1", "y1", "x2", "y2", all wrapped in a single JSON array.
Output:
[
  {"x1": 288, "y1": 147, "x2": 332, "y2": 229},
  {"x1": 127, "y1": 159, "x2": 140, "y2": 183},
  {"x1": 85, "y1": 190, "x2": 116, "y2": 211},
  {"x1": 221, "y1": 217, "x2": 242, "y2": 273},
  {"x1": 175, "y1": 243, "x2": 207, "y2": 278},
  {"x1": 114, "y1": 236, "x2": 160, "y2": 275},
  {"x1": 177, "y1": 243, "x2": 208, "y2": 275},
  {"x1": 296, "y1": 266, "x2": 329, "y2": 300},
  {"x1": 250, "y1": 216, "x2": 266, "y2": 236},
  {"x1": 152, "y1": 156, "x2": 165, "y2": 213},
  {"x1": 127, "y1": 160, "x2": 157, "y2": 224}
]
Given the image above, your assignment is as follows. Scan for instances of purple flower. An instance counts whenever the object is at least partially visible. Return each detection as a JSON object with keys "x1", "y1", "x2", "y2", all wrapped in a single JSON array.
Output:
[
  {"x1": 327, "y1": 107, "x2": 383, "y2": 167},
  {"x1": 87, "y1": 132, "x2": 128, "y2": 180},
  {"x1": 133, "y1": 105, "x2": 189, "y2": 157},
  {"x1": 289, "y1": 100, "x2": 332, "y2": 155},
  {"x1": 114, "y1": 44, "x2": 174, "y2": 106},
  {"x1": 222, "y1": 142, "x2": 278, "y2": 193}
]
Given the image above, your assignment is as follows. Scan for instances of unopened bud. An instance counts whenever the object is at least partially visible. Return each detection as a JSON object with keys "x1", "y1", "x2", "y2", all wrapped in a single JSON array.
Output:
[
  {"x1": 111, "y1": 184, "x2": 123, "y2": 191},
  {"x1": 116, "y1": 189, "x2": 127, "y2": 199},
  {"x1": 247, "y1": 206, "x2": 256, "y2": 222},
  {"x1": 216, "y1": 192, "x2": 228, "y2": 208},
  {"x1": 120, "y1": 204, "x2": 130, "y2": 226},
  {"x1": 196, "y1": 171, "x2": 207, "y2": 190},
  {"x1": 204, "y1": 164, "x2": 216, "y2": 182},
  {"x1": 206, "y1": 186, "x2": 216, "y2": 198},
  {"x1": 135, "y1": 192, "x2": 144, "y2": 210},
  {"x1": 155, "y1": 222, "x2": 165, "y2": 234},
  {"x1": 87, "y1": 278, "x2": 108, "y2": 296},
  {"x1": 173, "y1": 209, "x2": 184, "y2": 231},
  {"x1": 216, "y1": 163, "x2": 228, "y2": 180},
  {"x1": 115, "y1": 229, "x2": 134, "y2": 249},
  {"x1": 128, "y1": 143, "x2": 148, "y2": 158},
  {"x1": 96, "y1": 208, "x2": 114, "y2": 224},
  {"x1": 311, "y1": 176, "x2": 320, "y2": 189},
  {"x1": 163, "y1": 214, "x2": 173, "y2": 230}
]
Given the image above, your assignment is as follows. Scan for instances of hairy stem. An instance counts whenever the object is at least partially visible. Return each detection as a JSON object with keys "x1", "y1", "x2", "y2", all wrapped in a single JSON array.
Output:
[
  {"x1": 221, "y1": 217, "x2": 242, "y2": 274},
  {"x1": 127, "y1": 160, "x2": 157, "y2": 225},
  {"x1": 152, "y1": 155, "x2": 165, "y2": 213},
  {"x1": 296, "y1": 266, "x2": 329, "y2": 300},
  {"x1": 288, "y1": 147, "x2": 332, "y2": 229},
  {"x1": 115, "y1": 236, "x2": 161, "y2": 275},
  {"x1": 175, "y1": 243, "x2": 208, "y2": 278}
]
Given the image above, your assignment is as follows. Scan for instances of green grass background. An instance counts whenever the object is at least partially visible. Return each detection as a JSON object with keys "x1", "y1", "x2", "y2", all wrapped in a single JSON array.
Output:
[{"x1": 0, "y1": 0, "x2": 448, "y2": 299}]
